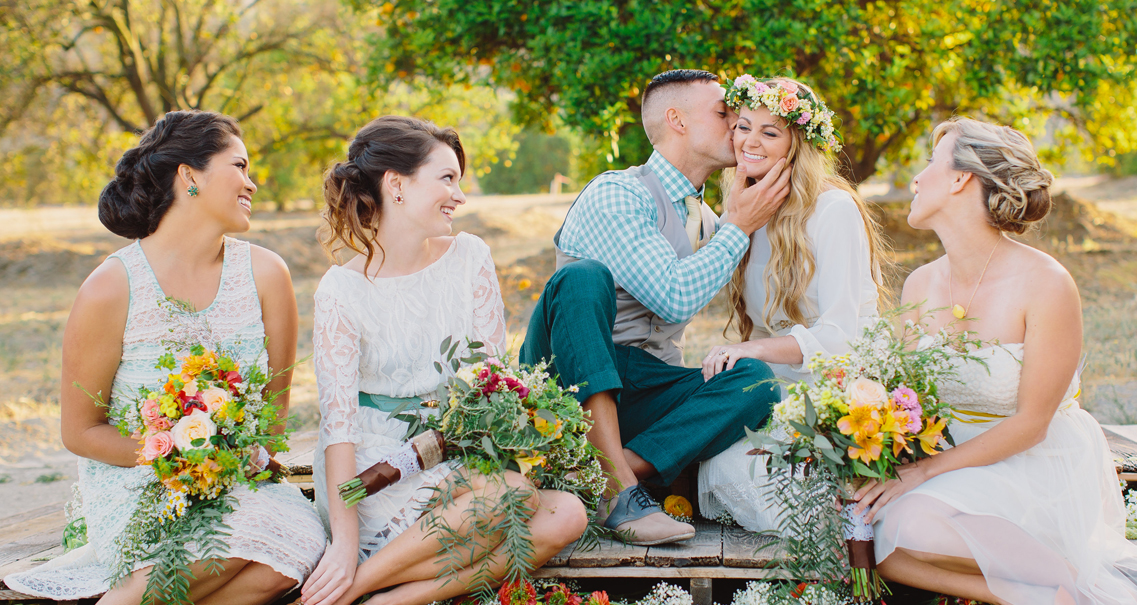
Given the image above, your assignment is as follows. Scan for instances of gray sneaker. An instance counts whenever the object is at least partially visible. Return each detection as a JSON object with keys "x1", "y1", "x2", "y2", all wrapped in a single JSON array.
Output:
[{"x1": 598, "y1": 484, "x2": 695, "y2": 546}]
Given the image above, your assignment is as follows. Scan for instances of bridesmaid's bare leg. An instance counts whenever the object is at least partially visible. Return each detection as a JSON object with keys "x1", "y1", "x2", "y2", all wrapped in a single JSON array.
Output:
[
  {"x1": 878, "y1": 548, "x2": 1006, "y2": 605},
  {"x1": 96, "y1": 558, "x2": 250, "y2": 605},
  {"x1": 196, "y1": 561, "x2": 297, "y2": 605}
]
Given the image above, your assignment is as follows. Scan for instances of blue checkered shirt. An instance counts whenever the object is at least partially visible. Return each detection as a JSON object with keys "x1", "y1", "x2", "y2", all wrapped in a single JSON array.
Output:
[{"x1": 557, "y1": 151, "x2": 750, "y2": 324}]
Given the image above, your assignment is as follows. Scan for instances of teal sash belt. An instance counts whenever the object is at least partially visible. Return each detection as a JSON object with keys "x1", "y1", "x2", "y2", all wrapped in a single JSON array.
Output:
[{"x1": 358, "y1": 392, "x2": 438, "y2": 413}]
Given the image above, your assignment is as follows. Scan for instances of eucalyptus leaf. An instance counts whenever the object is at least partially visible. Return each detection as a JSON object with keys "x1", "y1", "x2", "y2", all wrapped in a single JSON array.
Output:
[{"x1": 440, "y1": 336, "x2": 453, "y2": 356}]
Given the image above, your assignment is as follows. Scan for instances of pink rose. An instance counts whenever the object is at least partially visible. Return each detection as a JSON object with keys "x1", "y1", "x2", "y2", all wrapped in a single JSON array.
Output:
[
  {"x1": 141, "y1": 432, "x2": 175, "y2": 461},
  {"x1": 779, "y1": 94, "x2": 799, "y2": 113},
  {"x1": 200, "y1": 386, "x2": 231, "y2": 413},
  {"x1": 141, "y1": 398, "x2": 162, "y2": 426},
  {"x1": 753, "y1": 82, "x2": 770, "y2": 94},
  {"x1": 779, "y1": 80, "x2": 799, "y2": 94},
  {"x1": 734, "y1": 74, "x2": 757, "y2": 87},
  {"x1": 151, "y1": 417, "x2": 173, "y2": 432},
  {"x1": 796, "y1": 112, "x2": 812, "y2": 125}
]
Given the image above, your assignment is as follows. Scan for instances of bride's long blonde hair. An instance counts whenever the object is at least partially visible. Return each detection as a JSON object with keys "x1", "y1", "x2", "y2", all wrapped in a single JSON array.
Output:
[{"x1": 724, "y1": 78, "x2": 891, "y2": 341}]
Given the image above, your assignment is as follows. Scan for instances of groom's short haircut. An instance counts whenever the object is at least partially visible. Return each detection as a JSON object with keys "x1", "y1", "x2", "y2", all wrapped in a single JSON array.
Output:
[{"x1": 641, "y1": 69, "x2": 720, "y2": 145}]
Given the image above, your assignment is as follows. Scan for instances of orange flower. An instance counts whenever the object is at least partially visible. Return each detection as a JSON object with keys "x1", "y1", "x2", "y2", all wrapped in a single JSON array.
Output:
[
  {"x1": 915, "y1": 416, "x2": 947, "y2": 455},
  {"x1": 837, "y1": 404, "x2": 880, "y2": 440},
  {"x1": 848, "y1": 431, "x2": 884, "y2": 464},
  {"x1": 181, "y1": 351, "x2": 218, "y2": 376},
  {"x1": 663, "y1": 495, "x2": 693, "y2": 519}
]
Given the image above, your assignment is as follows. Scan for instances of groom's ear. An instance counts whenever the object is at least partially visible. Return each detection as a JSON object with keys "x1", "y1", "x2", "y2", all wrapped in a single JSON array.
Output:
[{"x1": 664, "y1": 106, "x2": 687, "y2": 135}]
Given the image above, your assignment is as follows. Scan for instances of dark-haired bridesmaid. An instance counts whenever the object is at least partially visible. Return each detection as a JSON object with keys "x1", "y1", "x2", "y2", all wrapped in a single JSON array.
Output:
[
  {"x1": 301, "y1": 115, "x2": 586, "y2": 605},
  {"x1": 4, "y1": 110, "x2": 326, "y2": 603}
]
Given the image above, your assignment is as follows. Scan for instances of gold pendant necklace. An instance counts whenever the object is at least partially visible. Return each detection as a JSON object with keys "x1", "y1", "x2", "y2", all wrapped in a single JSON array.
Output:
[{"x1": 949, "y1": 236, "x2": 1002, "y2": 320}]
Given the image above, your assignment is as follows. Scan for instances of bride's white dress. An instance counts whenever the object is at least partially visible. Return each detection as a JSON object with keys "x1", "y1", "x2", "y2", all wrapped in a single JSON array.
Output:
[
  {"x1": 874, "y1": 343, "x2": 1137, "y2": 604},
  {"x1": 312, "y1": 232, "x2": 506, "y2": 561},
  {"x1": 699, "y1": 190, "x2": 878, "y2": 530},
  {"x1": 3, "y1": 238, "x2": 326, "y2": 599}
]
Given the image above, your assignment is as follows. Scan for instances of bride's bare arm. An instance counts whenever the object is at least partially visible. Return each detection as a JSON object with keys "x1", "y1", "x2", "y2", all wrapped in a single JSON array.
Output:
[
  {"x1": 60, "y1": 258, "x2": 140, "y2": 467},
  {"x1": 857, "y1": 261, "x2": 1082, "y2": 521}
]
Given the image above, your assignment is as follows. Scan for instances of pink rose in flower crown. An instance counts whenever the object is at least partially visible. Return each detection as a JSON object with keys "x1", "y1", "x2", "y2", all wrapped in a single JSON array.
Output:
[
  {"x1": 846, "y1": 377, "x2": 889, "y2": 408},
  {"x1": 753, "y1": 81, "x2": 770, "y2": 94},
  {"x1": 200, "y1": 386, "x2": 231, "y2": 413},
  {"x1": 141, "y1": 431, "x2": 175, "y2": 461},
  {"x1": 797, "y1": 112, "x2": 812, "y2": 125},
  {"x1": 779, "y1": 94, "x2": 799, "y2": 113},
  {"x1": 734, "y1": 74, "x2": 757, "y2": 87},
  {"x1": 779, "y1": 80, "x2": 799, "y2": 94}
]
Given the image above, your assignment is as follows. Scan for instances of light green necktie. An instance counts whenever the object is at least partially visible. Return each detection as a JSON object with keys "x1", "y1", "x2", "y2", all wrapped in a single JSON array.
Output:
[{"x1": 684, "y1": 195, "x2": 703, "y2": 251}]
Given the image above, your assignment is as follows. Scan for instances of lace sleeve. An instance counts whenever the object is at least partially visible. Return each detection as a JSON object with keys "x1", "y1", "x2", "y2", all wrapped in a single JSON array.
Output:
[
  {"x1": 313, "y1": 277, "x2": 362, "y2": 448},
  {"x1": 470, "y1": 240, "x2": 507, "y2": 356}
]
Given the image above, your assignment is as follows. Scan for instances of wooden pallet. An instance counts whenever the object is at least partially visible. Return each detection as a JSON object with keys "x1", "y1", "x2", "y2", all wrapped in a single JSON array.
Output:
[{"x1": 7, "y1": 427, "x2": 1137, "y2": 604}]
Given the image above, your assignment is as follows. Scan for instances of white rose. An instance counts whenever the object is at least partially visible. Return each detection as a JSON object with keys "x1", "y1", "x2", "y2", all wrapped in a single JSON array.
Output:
[
  {"x1": 171, "y1": 410, "x2": 217, "y2": 451},
  {"x1": 845, "y1": 377, "x2": 889, "y2": 408}
]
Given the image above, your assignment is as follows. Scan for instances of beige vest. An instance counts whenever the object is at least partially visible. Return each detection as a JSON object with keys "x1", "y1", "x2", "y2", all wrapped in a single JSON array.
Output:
[{"x1": 554, "y1": 164, "x2": 717, "y2": 366}]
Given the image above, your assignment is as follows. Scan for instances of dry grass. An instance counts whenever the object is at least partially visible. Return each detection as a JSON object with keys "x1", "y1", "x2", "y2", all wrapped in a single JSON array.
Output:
[{"x1": 0, "y1": 188, "x2": 1134, "y2": 463}]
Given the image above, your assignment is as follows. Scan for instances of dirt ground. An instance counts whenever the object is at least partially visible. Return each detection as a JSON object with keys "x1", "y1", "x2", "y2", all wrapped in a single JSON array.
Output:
[{"x1": 2, "y1": 178, "x2": 1135, "y2": 520}]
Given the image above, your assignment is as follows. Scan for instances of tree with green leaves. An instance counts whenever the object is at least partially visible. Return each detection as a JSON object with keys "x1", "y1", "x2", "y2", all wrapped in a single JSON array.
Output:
[
  {"x1": 0, "y1": 0, "x2": 520, "y2": 206},
  {"x1": 369, "y1": 0, "x2": 1137, "y2": 183}
]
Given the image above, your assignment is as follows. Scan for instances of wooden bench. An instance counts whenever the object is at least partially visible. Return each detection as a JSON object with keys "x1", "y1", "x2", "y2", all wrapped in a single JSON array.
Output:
[{"x1": 7, "y1": 427, "x2": 1137, "y2": 604}]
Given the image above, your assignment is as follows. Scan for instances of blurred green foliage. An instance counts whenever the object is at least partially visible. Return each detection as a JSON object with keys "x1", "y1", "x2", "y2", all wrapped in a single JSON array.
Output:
[
  {"x1": 370, "y1": 0, "x2": 1137, "y2": 183},
  {"x1": 479, "y1": 127, "x2": 575, "y2": 195},
  {"x1": 0, "y1": 0, "x2": 520, "y2": 207}
]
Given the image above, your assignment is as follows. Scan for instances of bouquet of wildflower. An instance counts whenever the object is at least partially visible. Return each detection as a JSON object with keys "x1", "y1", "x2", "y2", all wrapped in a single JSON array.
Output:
[
  {"x1": 731, "y1": 581, "x2": 852, "y2": 605},
  {"x1": 338, "y1": 337, "x2": 605, "y2": 595},
  {"x1": 95, "y1": 342, "x2": 289, "y2": 605},
  {"x1": 748, "y1": 311, "x2": 982, "y2": 602}
]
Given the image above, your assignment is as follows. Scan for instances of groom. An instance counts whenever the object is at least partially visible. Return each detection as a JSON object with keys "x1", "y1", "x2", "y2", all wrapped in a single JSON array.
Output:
[{"x1": 521, "y1": 69, "x2": 790, "y2": 545}]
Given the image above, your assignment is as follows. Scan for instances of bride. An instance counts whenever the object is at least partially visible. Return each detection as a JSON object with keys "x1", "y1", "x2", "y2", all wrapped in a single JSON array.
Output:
[
  {"x1": 855, "y1": 117, "x2": 1137, "y2": 604},
  {"x1": 696, "y1": 75, "x2": 890, "y2": 531},
  {"x1": 301, "y1": 116, "x2": 587, "y2": 605}
]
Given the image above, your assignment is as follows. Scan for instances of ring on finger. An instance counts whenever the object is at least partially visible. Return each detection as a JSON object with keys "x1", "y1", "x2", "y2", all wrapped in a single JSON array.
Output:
[{"x1": 718, "y1": 351, "x2": 728, "y2": 356}]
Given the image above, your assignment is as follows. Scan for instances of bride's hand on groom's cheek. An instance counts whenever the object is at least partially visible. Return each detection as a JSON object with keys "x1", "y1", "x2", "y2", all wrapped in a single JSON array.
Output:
[{"x1": 726, "y1": 158, "x2": 792, "y2": 235}]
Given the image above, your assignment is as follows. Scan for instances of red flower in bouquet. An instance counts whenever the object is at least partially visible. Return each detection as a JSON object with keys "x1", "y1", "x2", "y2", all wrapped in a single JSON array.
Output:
[
  {"x1": 543, "y1": 583, "x2": 582, "y2": 605},
  {"x1": 221, "y1": 369, "x2": 243, "y2": 394},
  {"x1": 584, "y1": 591, "x2": 609, "y2": 605},
  {"x1": 498, "y1": 580, "x2": 537, "y2": 605}
]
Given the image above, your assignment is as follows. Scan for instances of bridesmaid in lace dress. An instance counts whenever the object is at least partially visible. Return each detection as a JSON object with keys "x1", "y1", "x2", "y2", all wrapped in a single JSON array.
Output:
[
  {"x1": 854, "y1": 117, "x2": 1137, "y2": 604},
  {"x1": 4, "y1": 110, "x2": 326, "y2": 603},
  {"x1": 300, "y1": 116, "x2": 587, "y2": 605}
]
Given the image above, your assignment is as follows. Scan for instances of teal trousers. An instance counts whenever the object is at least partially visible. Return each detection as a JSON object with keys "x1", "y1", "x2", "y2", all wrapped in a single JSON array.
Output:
[{"x1": 520, "y1": 260, "x2": 779, "y2": 485}]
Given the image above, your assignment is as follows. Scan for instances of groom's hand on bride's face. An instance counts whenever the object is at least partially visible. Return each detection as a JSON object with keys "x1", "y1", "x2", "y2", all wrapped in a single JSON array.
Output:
[{"x1": 725, "y1": 158, "x2": 791, "y2": 235}]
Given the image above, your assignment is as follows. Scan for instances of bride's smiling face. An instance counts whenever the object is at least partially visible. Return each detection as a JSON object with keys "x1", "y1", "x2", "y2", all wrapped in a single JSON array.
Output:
[{"x1": 733, "y1": 106, "x2": 793, "y2": 180}]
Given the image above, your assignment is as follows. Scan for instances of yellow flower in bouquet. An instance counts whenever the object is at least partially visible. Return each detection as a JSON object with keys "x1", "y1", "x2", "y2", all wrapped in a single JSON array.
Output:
[
  {"x1": 837, "y1": 404, "x2": 880, "y2": 441},
  {"x1": 849, "y1": 431, "x2": 884, "y2": 463},
  {"x1": 533, "y1": 415, "x2": 563, "y2": 438},
  {"x1": 515, "y1": 453, "x2": 546, "y2": 476},
  {"x1": 181, "y1": 351, "x2": 218, "y2": 376},
  {"x1": 915, "y1": 416, "x2": 947, "y2": 455}
]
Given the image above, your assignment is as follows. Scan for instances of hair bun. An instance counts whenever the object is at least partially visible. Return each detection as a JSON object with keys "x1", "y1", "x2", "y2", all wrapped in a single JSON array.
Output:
[{"x1": 97, "y1": 110, "x2": 242, "y2": 239}]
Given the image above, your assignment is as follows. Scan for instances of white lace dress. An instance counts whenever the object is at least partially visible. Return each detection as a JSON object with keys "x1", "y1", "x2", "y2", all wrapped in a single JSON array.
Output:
[
  {"x1": 874, "y1": 344, "x2": 1137, "y2": 604},
  {"x1": 312, "y1": 233, "x2": 506, "y2": 561},
  {"x1": 699, "y1": 191, "x2": 878, "y2": 531},
  {"x1": 4, "y1": 238, "x2": 326, "y2": 599}
]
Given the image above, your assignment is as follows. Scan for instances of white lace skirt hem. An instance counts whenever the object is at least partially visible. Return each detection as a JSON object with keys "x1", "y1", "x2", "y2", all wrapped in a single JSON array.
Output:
[
  {"x1": 873, "y1": 406, "x2": 1137, "y2": 604},
  {"x1": 315, "y1": 406, "x2": 456, "y2": 562},
  {"x1": 4, "y1": 481, "x2": 326, "y2": 598}
]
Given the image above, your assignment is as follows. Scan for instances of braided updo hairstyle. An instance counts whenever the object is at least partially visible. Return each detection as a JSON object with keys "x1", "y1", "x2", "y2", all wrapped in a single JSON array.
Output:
[
  {"x1": 932, "y1": 117, "x2": 1054, "y2": 234},
  {"x1": 320, "y1": 115, "x2": 464, "y2": 275},
  {"x1": 98, "y1": 110, "x2": 242, "y2": 239}
]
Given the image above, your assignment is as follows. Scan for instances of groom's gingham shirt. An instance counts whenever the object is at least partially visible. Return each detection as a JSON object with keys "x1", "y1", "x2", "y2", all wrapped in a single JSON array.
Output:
[{"x1": 557, "y1": 151, "x2": 750, "y2": 324}]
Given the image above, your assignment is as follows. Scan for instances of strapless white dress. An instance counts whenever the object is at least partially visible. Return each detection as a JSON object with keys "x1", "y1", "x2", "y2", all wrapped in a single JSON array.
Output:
[{"x1": 874, "y1": 343, "x2": 1137, "y2": 604}]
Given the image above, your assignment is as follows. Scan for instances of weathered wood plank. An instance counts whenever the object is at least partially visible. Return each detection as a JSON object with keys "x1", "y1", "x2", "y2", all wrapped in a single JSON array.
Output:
[
  {"x1": 644, "y1": 522, "x2": 721, "y2": 567},
  {"x1": 0, "y1": 510, "x2": 67, "y2": 549},
  {"x1": 279, "y1": 431, "x2": 317, "y2": 476},
  {"x1": 546, "y1": 541, "x2": 576, "y2": 567},
  {"x1": 1103, "y1": 425, "x2": 1137, "y2": 472},
  {"x1": 533, "y1": 566, "x2": 794, "y2": 579},
  {"x1": 567, "y1": 537, "x2": 647, "y2": 568},
  {"x1": 722, "y1": 526, "x2": 782, "y2": 568},
  {"x1": 0, "y1": 530, "x2": 64, "y2": 569},
  {"x1": 0, "y1": 545, "x2": 65, "y2": 578},
  {"x1": 0, "y1": 502, "x2": 68, "y2": 533}
]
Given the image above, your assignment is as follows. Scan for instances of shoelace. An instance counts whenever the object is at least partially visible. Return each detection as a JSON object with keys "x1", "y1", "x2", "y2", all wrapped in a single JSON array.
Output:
[{"x1": 628, "y1": 485, "x2": 658, "y2": 511}]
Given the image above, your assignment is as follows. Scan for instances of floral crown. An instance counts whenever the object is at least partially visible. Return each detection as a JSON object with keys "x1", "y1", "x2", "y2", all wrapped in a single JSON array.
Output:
[{"x1": 724, "y1": 75, "x2": 841, "y2": 153}]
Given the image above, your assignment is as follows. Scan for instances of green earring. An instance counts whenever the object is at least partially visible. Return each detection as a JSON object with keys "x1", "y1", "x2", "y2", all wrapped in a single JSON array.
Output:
[{"x1": 187, "y1": 184, "x2": 199, "y2": 197}]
